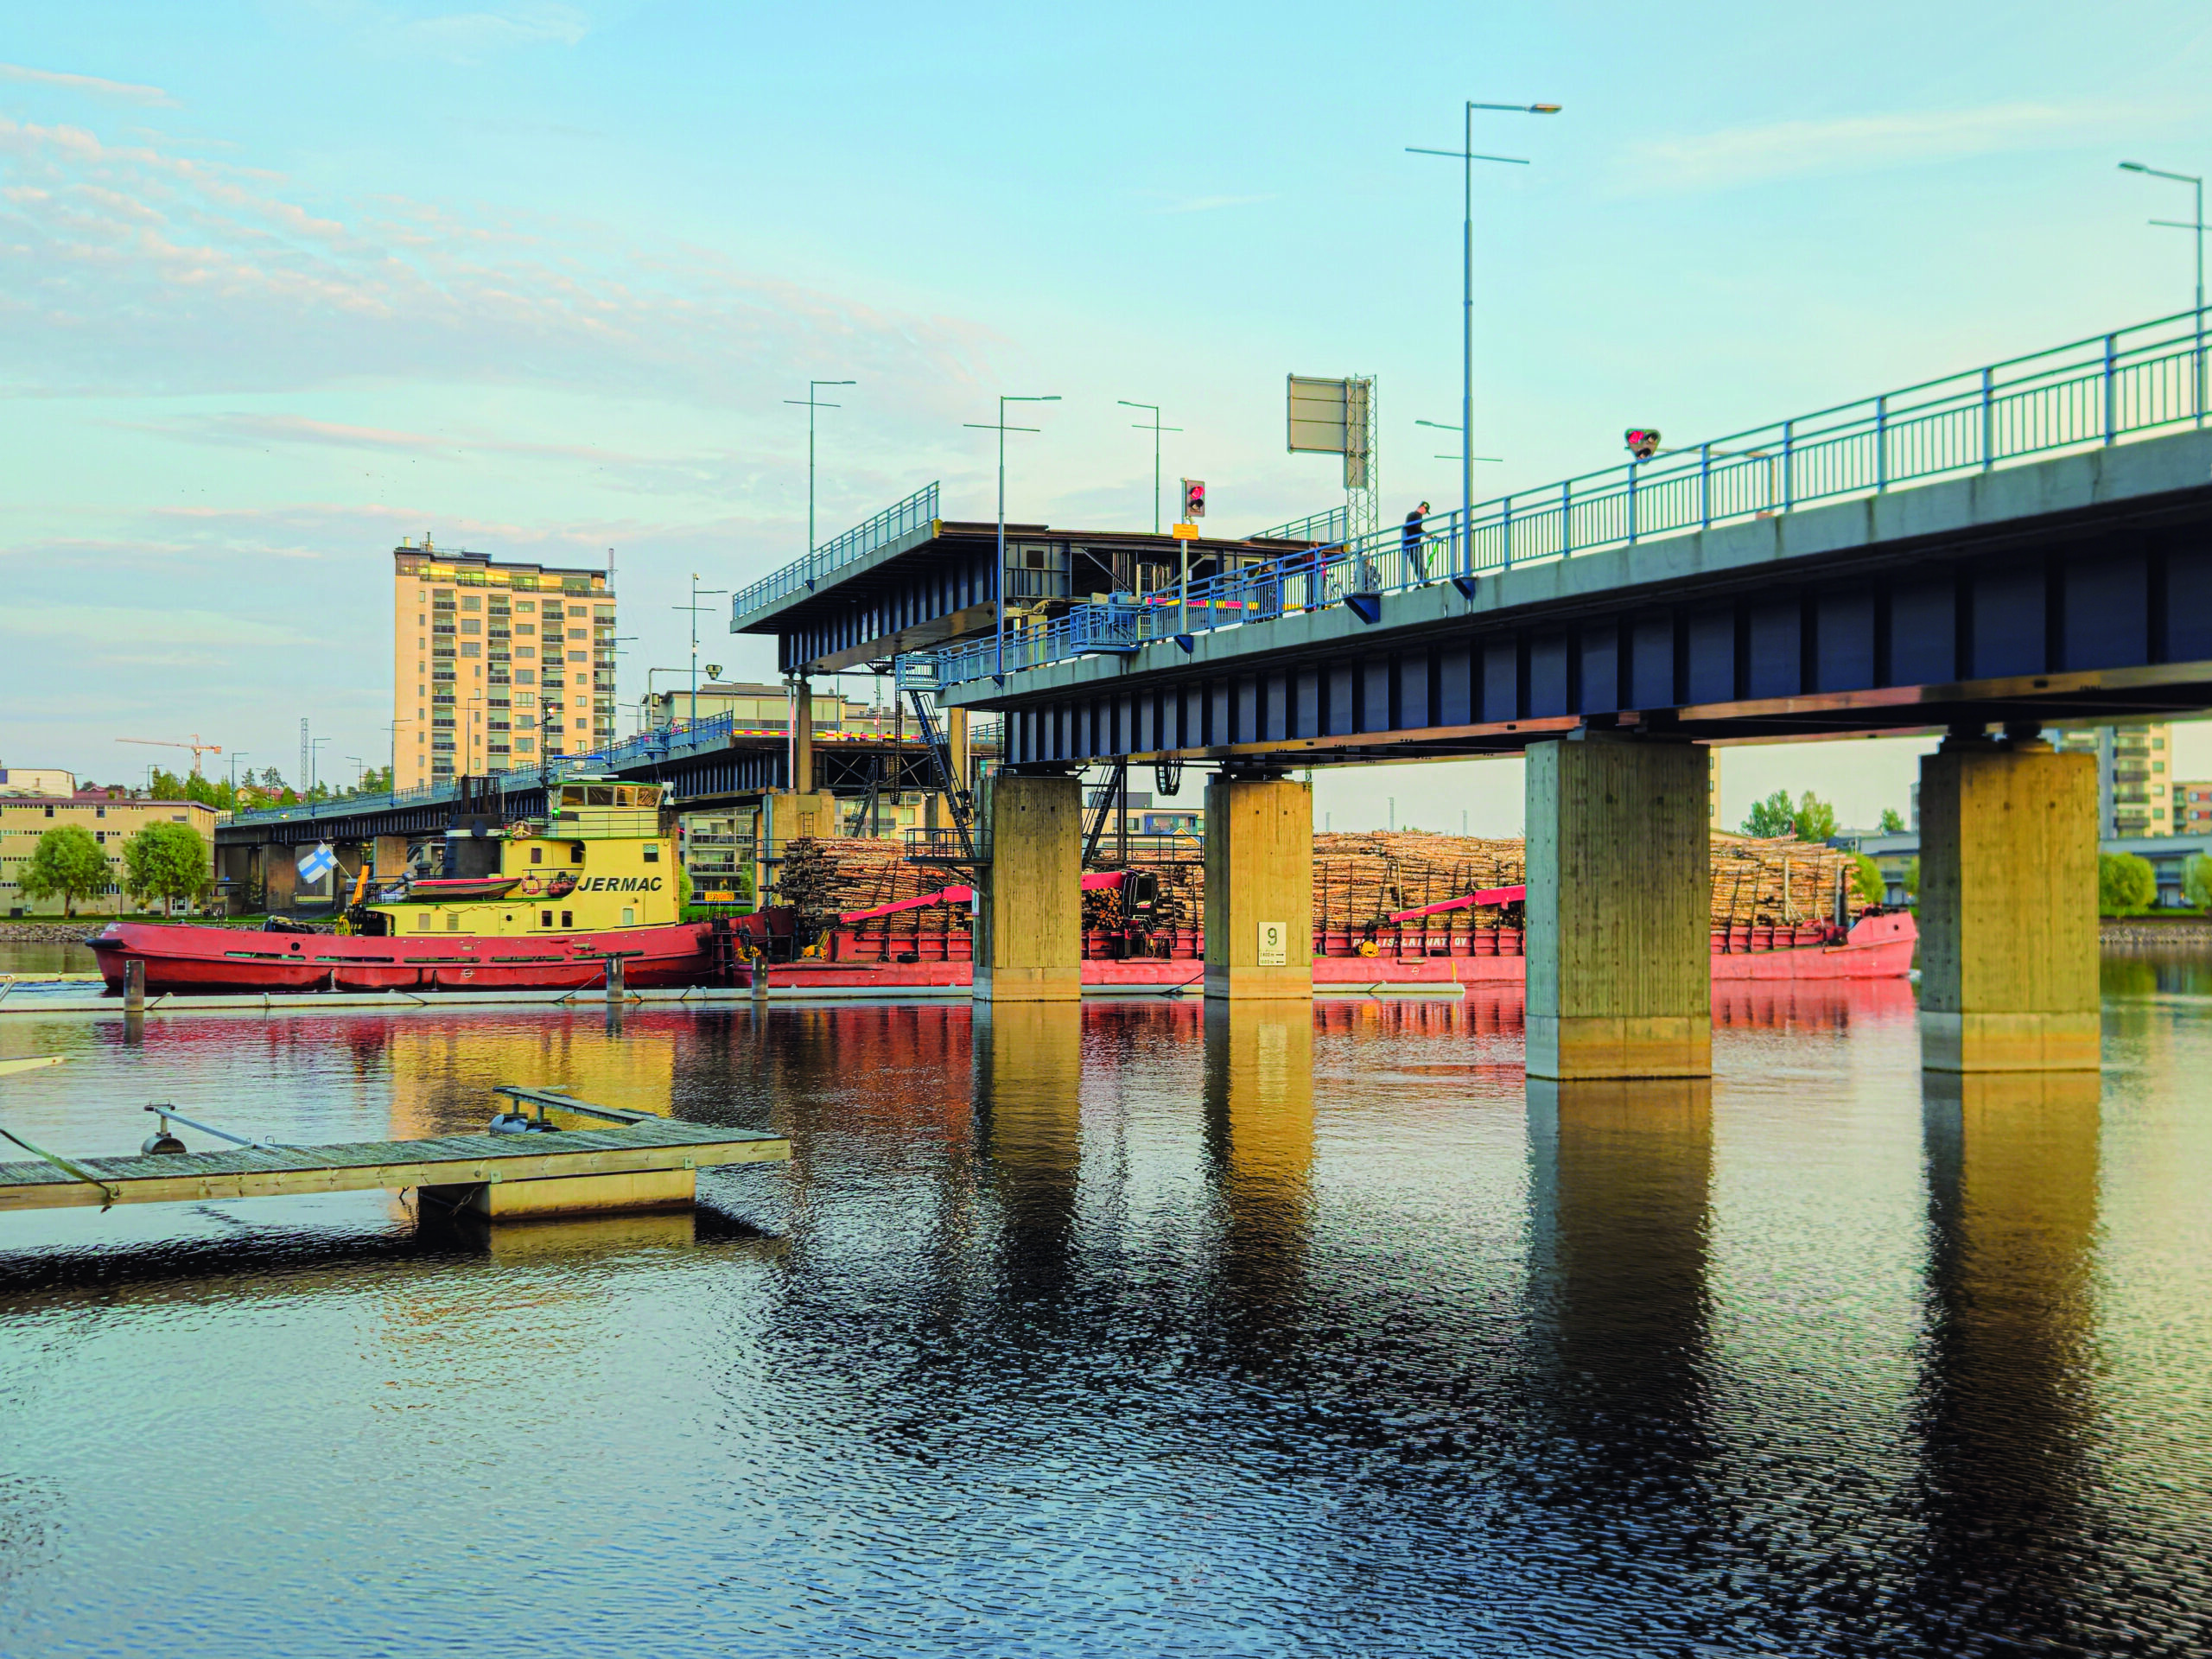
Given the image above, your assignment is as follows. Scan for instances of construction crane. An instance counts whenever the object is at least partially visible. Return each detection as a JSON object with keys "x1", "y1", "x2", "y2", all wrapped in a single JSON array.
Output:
[{"x1": 117, "y1": 734, "x2": 224, "y2": 776}]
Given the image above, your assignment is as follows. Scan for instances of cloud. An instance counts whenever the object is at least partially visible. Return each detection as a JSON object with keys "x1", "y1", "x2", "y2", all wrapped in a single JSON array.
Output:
[
  {"x1": 0, "y1": 62, "x2": 175, "y2": 107},
  {"x1": 1624, "y1": 102, "x2": 2126, "y2": 193},
  {"x1": 0, "y1": 114, "x2": 1004, "y2": 406},
  {"x1": 401, "y1": 5, "x2": 592, "y2": 56}
]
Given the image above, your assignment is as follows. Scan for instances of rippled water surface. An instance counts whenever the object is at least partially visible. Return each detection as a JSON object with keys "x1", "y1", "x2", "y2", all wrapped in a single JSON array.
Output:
[{"x1": 3, "y1": 960, "x2": 2210, "y2": 1656}]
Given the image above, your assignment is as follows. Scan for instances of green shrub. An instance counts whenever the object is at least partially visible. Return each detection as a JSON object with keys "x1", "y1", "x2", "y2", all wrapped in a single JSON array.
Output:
[
  {"x1": 1851, "y1": 853, "x2": 1885, "y2": 907},
  {"x1": 2097, "y1": 852, "x2": 2158, "y2": 916},
  {"x1": 2183, "y1": 853, "x2": 2212, "y2": 912}
]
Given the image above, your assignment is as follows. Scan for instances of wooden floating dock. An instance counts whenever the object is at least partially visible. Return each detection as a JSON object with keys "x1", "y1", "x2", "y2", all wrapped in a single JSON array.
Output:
[{"x1": 0, "y1": 1113, "x2": 790, "y2": 1218}]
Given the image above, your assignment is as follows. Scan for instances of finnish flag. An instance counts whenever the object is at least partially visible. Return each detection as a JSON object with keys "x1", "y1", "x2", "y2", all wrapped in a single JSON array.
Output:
[{"x1": 297, "y1": 843, "x2": 338, "y2": 884}]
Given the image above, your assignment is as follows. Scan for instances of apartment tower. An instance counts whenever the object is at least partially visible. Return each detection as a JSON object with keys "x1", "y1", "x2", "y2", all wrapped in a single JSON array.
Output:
[{"x1": 391, "y1": 541, "x2": 616, "y2": 791}]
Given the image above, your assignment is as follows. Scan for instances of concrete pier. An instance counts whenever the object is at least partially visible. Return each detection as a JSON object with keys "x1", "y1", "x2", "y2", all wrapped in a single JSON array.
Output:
[
  {"x1": 756, "y1": 788, "x2": 841, "y2": 900},
  {"x1": 1203, "y1": 775, "x2": 1313, "y2": 1001},
  {"x1": 1917, "y1": 734, "x2": 2100, "y2": 1072},
  {"x1": 1525, "y1": 734, "x2": 1712, "y2": 1080},
  {"x1": 974, "y1": 771, "x2": 1082, "y2": 1002}
]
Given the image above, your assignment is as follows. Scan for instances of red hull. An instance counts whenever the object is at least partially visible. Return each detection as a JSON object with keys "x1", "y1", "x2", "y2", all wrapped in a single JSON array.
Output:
[
  {"x1": 762, "y1": 912, "x2": 1917, "y2": 993},
  {"x1": 87, "y1": 920, "x2": 717, "y2": 995}
]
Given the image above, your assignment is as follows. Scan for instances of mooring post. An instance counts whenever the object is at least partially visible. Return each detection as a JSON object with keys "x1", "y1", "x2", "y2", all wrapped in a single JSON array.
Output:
[
  {"x1": 606, "y1": 955, "x2": 626, "y2": 1007},
  {"x1": 124, "y1": 957, "x2": 145, "y2": 1014}
]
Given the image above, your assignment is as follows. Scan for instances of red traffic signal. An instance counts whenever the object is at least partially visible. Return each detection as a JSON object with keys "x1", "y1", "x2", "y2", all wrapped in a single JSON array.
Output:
[
  {"x1": 1624, "y1": 429, "x2": 1662, "y2": 461},
  {"x1": 1181, "y1": 478, "x2": 1206, "y2": 519}
]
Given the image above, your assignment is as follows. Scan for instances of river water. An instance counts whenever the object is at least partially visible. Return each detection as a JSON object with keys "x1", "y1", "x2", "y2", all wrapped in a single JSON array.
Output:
[{"x1": 2, "y1": 960, "x2": 2209, "y2": 1656}]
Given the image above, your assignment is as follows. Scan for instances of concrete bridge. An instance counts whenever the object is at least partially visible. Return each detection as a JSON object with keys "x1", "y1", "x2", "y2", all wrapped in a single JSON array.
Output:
[{"x1": 753, "y1": 310, "x2": 2212, "y2": 1079}]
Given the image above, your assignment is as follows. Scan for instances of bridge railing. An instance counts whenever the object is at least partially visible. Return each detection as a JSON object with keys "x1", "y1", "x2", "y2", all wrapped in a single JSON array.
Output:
[
  {"x1": 929, "y1": 307, "x2": 2209, "y2": 690},
  {"x1": 730, "y1": 481, "x2": 940, "y2": 626}
]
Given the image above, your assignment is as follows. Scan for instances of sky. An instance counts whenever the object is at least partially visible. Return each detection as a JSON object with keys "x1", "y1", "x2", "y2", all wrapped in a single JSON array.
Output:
[{"x1": 3, "y1": 0, "x2": 2209, "y2": 830}]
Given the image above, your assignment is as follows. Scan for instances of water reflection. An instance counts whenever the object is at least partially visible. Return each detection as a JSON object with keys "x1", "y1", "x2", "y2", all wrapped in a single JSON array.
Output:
[
  {"x1": 1202, "y1": 1003, "x2": 1315, "y2": 1340},
  {"x1": 1528, "y1": 1078, "x2": 1715, "y2": 1484},
  {"x1": 0, "y1": 968, "x2": 2207, "y2": 1656},
  {"x1": 975, "y1": 1003, "x2": 1084, "y2": 1303},
  {"x1": 1916, "y1": 1069, "x2": 2103, "y2": 1649}
]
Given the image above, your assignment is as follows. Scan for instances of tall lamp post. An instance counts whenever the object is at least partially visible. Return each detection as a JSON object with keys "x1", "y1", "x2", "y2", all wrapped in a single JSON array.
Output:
[
  {"x1": 1117, "y1": 400, "x2": 1184, "y2": 533},
  {"x1": 785, "y1": 379, "x2": 856, "y2": 572},
  {"x1": 675, "y1": 575, "x2": 730, "y2": 730},
  {"x1": 2120, "y1": 161, "x2": 2206, "y2": 423},
  {"x1": 228, "y1": 751, "x2": 251, "y2": 792},
  {"x1": 964, "y1": 394, "x2": 1061, "y2": 683},
  {"x1": 1408, "y1": 99, "x2": 1560, "y2": 577}
]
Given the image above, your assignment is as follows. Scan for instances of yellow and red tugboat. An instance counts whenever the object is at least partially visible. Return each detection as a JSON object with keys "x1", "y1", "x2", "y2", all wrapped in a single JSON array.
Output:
[{"x1": 89, "y1": 778, "x2": 729, "y2": 994}]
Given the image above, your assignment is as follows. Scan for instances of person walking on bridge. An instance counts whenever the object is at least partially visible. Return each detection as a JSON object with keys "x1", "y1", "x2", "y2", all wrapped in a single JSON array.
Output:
[{"x1": 1402, "y1": 501, "x2": 1431, "y2": 581}]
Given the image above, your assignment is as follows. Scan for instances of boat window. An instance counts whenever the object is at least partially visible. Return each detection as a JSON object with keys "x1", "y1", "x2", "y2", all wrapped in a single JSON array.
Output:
[
  {"x1": 622, "y1": 907, "x2": 635, "y2": 926},
  {"x1": 447, "y1": 912, "x2": 461, "y2": 931},
  {"x1": 541, "y1": 910, "x2": 553, "y2": 928},
  {"x1": 561, "y1": 785, "x2": 585, "y2": 806},
  {"x1": 569, "y1": 843, "x2": 585, "y2": 864},
  {"x1": 587, "y1": 786, "x2": 614, "y2": 806},
  {"x1": 615, "y1": 787, "x2": 633, "y2": 805},
  {"x1": 416, "y1": 912, "x2": 430, "y2": 931},
  {"x1": 638, "y1": 787, "x2": 659, "y2": 808},
  {"x1": 642, "y1": 844, "x2": 658, "y2": 862},
  {"x1": 560, "y1": 910, "x2": 572, "y2": 928}
]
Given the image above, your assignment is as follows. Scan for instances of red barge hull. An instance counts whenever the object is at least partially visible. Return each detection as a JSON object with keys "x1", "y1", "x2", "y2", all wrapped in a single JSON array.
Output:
[
  {"x1": 87, "y1": 920, "x2": 718, "y2": 995},
  {"x1": 86, "y1": 913, "x2": 1912, "y2": 998}
]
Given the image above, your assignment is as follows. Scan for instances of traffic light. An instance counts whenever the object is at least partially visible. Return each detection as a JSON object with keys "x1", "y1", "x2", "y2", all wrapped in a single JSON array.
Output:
[
  {"x1": 1624, "y1": 428, "x2": 1662, "y2": 461},
  {"x1": 1181, "y1": 478, "x2": 1206, "y2": 520}
]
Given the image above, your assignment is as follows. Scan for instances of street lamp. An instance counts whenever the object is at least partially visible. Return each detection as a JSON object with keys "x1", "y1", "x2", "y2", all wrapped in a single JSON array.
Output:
[
  {"x1": 1414, "y1": 418, "x2": 1504, "y2": 463},
  {"x1": 1117, "y1": 400, "x2": 1184, "y2": 534},
  {"x1": 345, "y1": 756, "x2": 364, "y2": 798},
  {"x1": 2120, "y1": 161, "x2": 2206, "y2": 423},
  {"x1": 964, "y1": 394, "x2": 1061, "y2": 683},
  {"x1": 308, "y1": 735, "x2": 330, "y2": 793},
  {"x1": 674, "y1": 575, "x2": 730, "y2": 730},
  {"x1": 1409, "y1": 99, "x2": 1561, "y2": 578},
  {"x1": 785, "y1": 379, "x2": 856, "y2": 572},
  {"x1": 227, "y1": 751, "x2": 251, "y2": 792}
]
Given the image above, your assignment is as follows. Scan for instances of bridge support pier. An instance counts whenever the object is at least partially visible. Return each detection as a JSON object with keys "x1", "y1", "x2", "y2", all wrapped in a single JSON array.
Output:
[
  {"x1": 975, "y1": 771, "x2": 1082, "y2": 1002},
  {"x1": 1917, "y1": 731, "x2": 2099, "y2": 1071},
  {"x1": 1526, "y1": 734, "x2": 1712, "y2": 1080},
  {"x1": 1204, "y1": 775, "x2": 1313, "y2": 1001}
]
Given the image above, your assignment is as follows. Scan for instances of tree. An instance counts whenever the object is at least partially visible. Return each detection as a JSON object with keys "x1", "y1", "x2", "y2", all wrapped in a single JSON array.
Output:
[
  {"x1": 1793, "y1": 791, "x2": 1838, "y2": 842},
  {"x1": 122, "y1": 821, "x2": 211, "y2": 915},
  {"x1": 1851, "y1": 853, "x2": 1885, "y2": 907},
  {"x1": 18, "y1": 826, "x2": 111, "y2": 918},
  {"x1": 1878, "y1": 807, "x2": 1906, "y2": 833},
  {"x1": 2185, "y1": 853, "x2": 2212, "y2": 912},
  {"x1": 1743, "y1": 789, "x2": 1796, "y2": 837},
  {"x1": 2097, "y1": 852, "x2": 2157, "y2": 917},
  {"x1": 1903, "y1": 858, "x2": 1919, "y2": 901}
]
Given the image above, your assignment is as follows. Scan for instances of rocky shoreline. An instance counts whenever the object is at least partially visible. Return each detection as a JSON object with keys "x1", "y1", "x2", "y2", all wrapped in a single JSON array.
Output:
[{"x1": 2101, "y1": 919, "x2": 2212, "y2": 945}]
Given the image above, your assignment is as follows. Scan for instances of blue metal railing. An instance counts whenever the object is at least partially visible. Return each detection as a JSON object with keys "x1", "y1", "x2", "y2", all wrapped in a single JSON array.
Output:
[
  {"x1": 729, "y1": 481, "x2": 940, "y2": 625},
  {"x1": 930, "y1": 308, "x2": 2210, "y2": 690},
  {"x1": 229, "y1": 714, "x2": 744, "y2": 827},
  {"x1": 1249, "y1": 505, "x2": 1350, "y2": 543}
]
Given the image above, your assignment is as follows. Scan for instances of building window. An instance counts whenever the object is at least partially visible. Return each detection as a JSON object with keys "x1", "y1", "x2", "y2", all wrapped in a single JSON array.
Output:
[
  {"x1": 461, "y1": 595, "x2": 480, "y2": 612},
  {"x1": 461, "y1": 642, "x2": 480, "y2": 658}
]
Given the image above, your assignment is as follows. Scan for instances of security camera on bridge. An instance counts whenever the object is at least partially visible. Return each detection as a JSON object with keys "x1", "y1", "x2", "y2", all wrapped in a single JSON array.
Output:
[{"x1": 1624, "y1": 428, "x2": 1662, "y2": 461}]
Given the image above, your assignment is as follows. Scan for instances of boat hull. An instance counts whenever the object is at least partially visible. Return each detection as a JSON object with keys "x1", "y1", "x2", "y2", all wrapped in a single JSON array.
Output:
[{"x1": 87, "y1": 920, "x2": 718, "y2": 995}]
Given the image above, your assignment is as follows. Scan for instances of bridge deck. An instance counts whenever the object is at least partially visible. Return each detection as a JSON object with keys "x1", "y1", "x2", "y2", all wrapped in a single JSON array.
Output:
[{"x1": 0, "y1": 1118, "x2": 789, "y2": 1212}]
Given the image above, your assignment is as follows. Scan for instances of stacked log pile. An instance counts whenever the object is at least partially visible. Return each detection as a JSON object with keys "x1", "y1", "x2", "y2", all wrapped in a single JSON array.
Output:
[
  {"x1": 778, "y1": 830, "x2": 1853, "y2": 933},
  {"x1": 1707, "y1": 834, "x2": 1852, "y2": 927},
  {"x1": 1312, "y1": 832, "x2": 1527, "y2": 934},
  {"x1": 776, "y1": 836, "x2": 965, "y2": 932}
]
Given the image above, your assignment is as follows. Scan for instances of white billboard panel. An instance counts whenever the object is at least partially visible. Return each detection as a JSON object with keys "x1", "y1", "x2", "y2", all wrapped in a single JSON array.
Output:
[{"x1": 1287, "y1": 375, "x2": 1350, "y2": 454}]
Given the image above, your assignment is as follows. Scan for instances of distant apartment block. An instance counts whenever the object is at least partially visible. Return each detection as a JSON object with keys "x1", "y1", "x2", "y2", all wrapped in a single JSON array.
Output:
[
  {"x1": 1, "y1": 792, "x2": 218, "y2": 917},
  {"x1": 391, "y1": 541, "x2": 616, "y2": 791},
  {"x1": 2178, "y1": 779, "x2": 2212, "y2": 833},
  {"x1": 2051, "y1": 721, "x2": 2175, "y2": 837}
]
